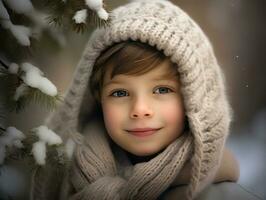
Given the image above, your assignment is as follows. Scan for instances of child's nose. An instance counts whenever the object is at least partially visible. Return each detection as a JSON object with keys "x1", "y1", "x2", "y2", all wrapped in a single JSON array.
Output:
[{"x1": 130, "y1": 98, "x2": 154, "y2": 119}]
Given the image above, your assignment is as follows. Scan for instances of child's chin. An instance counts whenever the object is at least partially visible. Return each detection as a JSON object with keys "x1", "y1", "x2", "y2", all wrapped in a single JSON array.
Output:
[{"x1": 130, "y1": 146, "x2": 164, "y2": 157}]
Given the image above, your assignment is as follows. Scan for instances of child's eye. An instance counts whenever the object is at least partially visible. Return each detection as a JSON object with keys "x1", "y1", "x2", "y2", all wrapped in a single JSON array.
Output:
[
  {"x1": 110, "y1": 90, "x2": 129, "y2": 97},
  {"x1": 154, "y1": 87, "x2": 173, "y2": 94}
]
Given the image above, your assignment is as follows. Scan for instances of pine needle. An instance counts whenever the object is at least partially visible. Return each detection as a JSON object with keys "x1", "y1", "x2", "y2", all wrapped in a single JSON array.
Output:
[
  {"x1": 44, "y1": 0, "x2": 110, "y2": 33},
  {"x1": 27, "y1": 88, "x2": 62, "y2": 111},
  {"x1": 72, "y1": 21, "x2": 88, "y2": 34},
  {"x1": 4, "y1": 131, "x2": 69, "y2": 171},
  {"x1": 4, "y1": 131, "x2": 37, "y2": 170},
  {"x1": 0, "y1": 67, "x2": 10, "y2": 78},
  {"x1": 8, "y1": 86, "x2": 63, "y2": 113}
]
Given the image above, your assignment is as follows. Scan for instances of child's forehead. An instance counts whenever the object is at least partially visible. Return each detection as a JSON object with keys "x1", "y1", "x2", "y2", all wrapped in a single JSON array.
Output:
[{"x1": 104, "y1": 59, "x2": 178, "y2": 83}]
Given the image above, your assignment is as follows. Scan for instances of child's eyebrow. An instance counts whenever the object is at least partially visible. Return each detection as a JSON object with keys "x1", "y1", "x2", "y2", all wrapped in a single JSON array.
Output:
[
  {"x1": 103, "y1": 80, "x2": 124, "y2": 88},
  {"x1": 152, "y1": 72, "x2": 178, "y2": 81},
  {"x1": 102, "y1": 71, "x2": 178, "y2": 88},
  {"x1": 152, "y1": 76, "x2": 177, "y2": 82}
]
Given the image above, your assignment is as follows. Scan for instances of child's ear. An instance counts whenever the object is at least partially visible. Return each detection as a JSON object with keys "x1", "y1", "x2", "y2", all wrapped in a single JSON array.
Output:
[{"x1": 214, "y1": 148, "x2": 240, "y2": 183}]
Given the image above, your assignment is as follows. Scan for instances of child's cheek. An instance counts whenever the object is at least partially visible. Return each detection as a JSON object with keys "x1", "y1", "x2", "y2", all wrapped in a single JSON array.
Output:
[
  {"x1": 102, "y1": 103, "x2": 122, "y2": 132},
  {"x1": 159, "y1": 101, "x2": 185, "y2": 126}
]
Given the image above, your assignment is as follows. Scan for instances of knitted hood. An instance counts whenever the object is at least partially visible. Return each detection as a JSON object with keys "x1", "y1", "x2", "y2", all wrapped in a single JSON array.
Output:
[{"x1": 39, "y1": 0, "x2": 232, "y2": 199}]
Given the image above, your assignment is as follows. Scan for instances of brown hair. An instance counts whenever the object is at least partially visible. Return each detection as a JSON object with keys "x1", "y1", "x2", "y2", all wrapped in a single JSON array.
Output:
[{"x1": 89, "y1": 40, "x2": 174, "y2": 102}]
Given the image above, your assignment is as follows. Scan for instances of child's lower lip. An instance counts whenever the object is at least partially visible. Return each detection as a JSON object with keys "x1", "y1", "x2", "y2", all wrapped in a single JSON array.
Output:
[{"x1": 127, "y1": 129, "x2": 160, "y2": 137}]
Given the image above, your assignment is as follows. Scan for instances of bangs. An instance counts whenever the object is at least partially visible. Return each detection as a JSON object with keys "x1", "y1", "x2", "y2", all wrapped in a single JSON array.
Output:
[
  {"x1": 90, "y1": 41, "x2": 173, "y2": 102},
  {"x1": 107, "y1": 42, "x2": 166, "y2": 78}
]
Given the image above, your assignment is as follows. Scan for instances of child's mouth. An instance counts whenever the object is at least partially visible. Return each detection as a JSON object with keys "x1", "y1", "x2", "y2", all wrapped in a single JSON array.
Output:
[{"x1": 126, "y1": 128, "x2": 161, "y2": 137}]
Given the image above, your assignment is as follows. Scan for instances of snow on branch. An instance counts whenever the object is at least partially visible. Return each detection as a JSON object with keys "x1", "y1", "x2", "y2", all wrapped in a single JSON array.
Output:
[
  {"x1": 0, "y1": 0, "x2": 65, "y2": 47},
  {"x1": 0, "y1": 127, "x2": 25, "y2": 164},
  {"x1": 85, "y1": 0, "x2": 108, "y2": 21},
  {"x1": 20, "y1": 63, "x2": 57, "y2": 97},
  {"x1": 0, "y1": 123, "x2": 77, "y2": 167},
  {"x1": 31, "y1": 125, "x2": 62, "y2": 165},
  {"x1": 24, "y1": 9, "x2": 67, "y2": 47},
  {"x1": 0, "y1": 0, "x2": 33, "y2": 46},
  {"x1": 46, "y1": 0, "x2": 109, "y2": 33},
  {"x1": 31, "y1": 126, "x2": 78, "y2": 165},
  {"x1": 3, "y1": 0, "x2": 33, "y2": 14},
  {"x1": 73, "y1": 9, "x2": 88, "y2": 24},
  {"x1": 0, "y1": 60, "x2": 61, "y2": 112}
]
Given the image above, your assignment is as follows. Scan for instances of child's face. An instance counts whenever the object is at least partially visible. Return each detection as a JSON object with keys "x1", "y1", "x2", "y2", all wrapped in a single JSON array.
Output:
[{"x1": 101, "y1": 59, "x2": 185, "y2": 156}]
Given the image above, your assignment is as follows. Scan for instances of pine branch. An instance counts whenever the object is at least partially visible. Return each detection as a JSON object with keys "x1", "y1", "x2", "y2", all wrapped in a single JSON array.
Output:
[
  {"x1": 4, "y1": 131, "x2": 38, "y2": 171},
  {"x1": 0, "y1": 126, "x2": 6, "y2": 136},
  {"x1": 28, "y1": 88, "x2": 63, "y2": 110},
  {"x1": 0, "y1": 68, "x2": 9, "y2": 76},
  {"x1": 0, "y1": 59, "x2": 9, "y2": 70},
  {"x1": 5, "y1": 131, "x2": 68, "y2": 167},
  {"x1": 45, "y1": 0, "x2": 67, "y2": 27},
  {"x1": 44, "y1": 0, "x2": 110, "y2": 33},
  {"x1": 0, "y1": 63, "x2": 62, "y2": 113},
  {"x1": 0, "y1": 126, "x2": 6, "y2": 132},
  {"x1": 9, "y1": 87, "x2": 63, "y2": 113}
]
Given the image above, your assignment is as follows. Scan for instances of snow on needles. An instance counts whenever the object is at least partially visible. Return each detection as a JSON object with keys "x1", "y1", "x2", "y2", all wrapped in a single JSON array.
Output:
[
  {"x1": 32, "y1": 125, "x2": 62, "y2": 165},
  {"x1": 1, "y1": 20, "x2": 32, "y2": 46},
  {"x1": 0, "y1": 127, "x2": 26, "y2": 164},
  {"x1": 14, "y1": 83, "x2": 29, "y2": 101},
  {"x1": 3, "y1": 0, "x2": 33, "y2": 14},
  {"x1": 85, "y1": 0, "x2": 109, "y2": 21},
  {"x1": 8, "y1": 63, "x2": 19, "y2": 74},
  {"x1": 0, "y1": 0, "x2": 10, "y2": 20},
  {"x1": 32, "y1": 141, "x2": 46, "y2": 165},
  {"x1": 9, "y1": 62, "x2": 58, "y2": 100},
  {"x1": 34, "y1": 125, "x2": 62, "y2": 146},
  {"x1": 0, "y1": 0, "x2": 33, "y2": 46},
  {"x1": 73, "y1": 9, "x2": 87, "y2": 24},
  {"x1": 20, "y1": 62, "x2": 58, "y2": 97},
  {"x1": 0, "y1": 125, "x2": 73, "y2": 166}
]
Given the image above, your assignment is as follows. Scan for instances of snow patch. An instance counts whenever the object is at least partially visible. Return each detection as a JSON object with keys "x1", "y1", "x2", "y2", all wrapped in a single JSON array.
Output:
[
  {"x1": 34, "y1": 125, "x2": 62, "y2": 146},
  {"x1": 85, "y1": 0, "x2": 109, "y2": 20},
  {"x1": 13, "y1": 140, "x2": 24, "y2": 148},
  {"x1": 0, "y1": 126, "x2": 25, "y2": 164},
  {"x1": 8, "y1": 63, "x2": 19, "y2": 74},
  {"x1": 31, "y1": 126, "x2": 62, "y2": 165},
  {"x1": 3, "y1": 0, "x2": 33, "y2": 14},
  {"x1": 73, "y1": 9, "x2": 87, "y2": 24},
  {"x1": 97, "y1": 8, "x2": 108, "y2": 21},
  {"x1": 6, "y1": 127, "x2": 25, "y2": 141},
  {"x1": 32, "y1": 141, "x2": 46, "y2": 165},
  {"x1": 0, "y1": 127, "x2": 25, "y2": 147},
  {"x1": 1, "y1": 20, "x2": 32, "y2": 46},
  {"x1": 14, "y1": 83, "x2": 29, "y2": 101},
  {"x1": 0, "y1": 0, "x2": 10, "y2": 20},
  {"x1": 21, "y1": 63, "x2": 57, "y2": 96}
]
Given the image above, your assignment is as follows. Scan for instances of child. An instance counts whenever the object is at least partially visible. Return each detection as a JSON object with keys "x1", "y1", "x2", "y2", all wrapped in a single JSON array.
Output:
[{"x1": 31, "y1": 0, "x2": 259, "y2": 199}]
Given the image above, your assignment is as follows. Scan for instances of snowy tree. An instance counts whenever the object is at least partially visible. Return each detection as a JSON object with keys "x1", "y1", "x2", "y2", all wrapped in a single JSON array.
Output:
[{"x1": 0, "y1": 0, "x2": 109, "y2": 199}]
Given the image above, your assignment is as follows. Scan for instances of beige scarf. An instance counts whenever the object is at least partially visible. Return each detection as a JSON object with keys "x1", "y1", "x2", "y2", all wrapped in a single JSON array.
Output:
[
  {"x1": 68, "y1": 122, "x2": 193, "y2": 200},
  {"x1": 30, "y1": 122, "x2": 239, "y2": 200}
]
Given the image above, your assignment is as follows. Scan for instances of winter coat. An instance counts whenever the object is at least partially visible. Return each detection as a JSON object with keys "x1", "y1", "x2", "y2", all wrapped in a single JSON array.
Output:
[{"x1": 162, "y1": 182, "x2": 261, "y2": 200}]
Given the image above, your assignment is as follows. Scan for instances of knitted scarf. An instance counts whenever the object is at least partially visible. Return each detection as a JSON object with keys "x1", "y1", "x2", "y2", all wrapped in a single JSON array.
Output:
[{"x1": 68, "y1": 122, "x2": 193, "y2": 200}]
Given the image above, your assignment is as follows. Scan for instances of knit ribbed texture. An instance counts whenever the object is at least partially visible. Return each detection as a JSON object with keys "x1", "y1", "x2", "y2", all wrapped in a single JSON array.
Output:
[
  {"x1": 31, "y1": 0, "x2": 232, "y2": 199},
  {"x1": 70, "y1": 124, "x2": 193, "y2": 200}
]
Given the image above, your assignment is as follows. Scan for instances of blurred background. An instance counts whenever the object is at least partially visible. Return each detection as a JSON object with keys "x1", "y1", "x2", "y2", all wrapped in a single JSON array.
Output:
[{"x1": 0, "y1": 0, "x2": 265, "y2": 199}]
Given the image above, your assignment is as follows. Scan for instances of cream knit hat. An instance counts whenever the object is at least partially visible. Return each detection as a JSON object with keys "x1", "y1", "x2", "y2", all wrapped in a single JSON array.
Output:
[{"x1": 40, "y1": 0, "x2": 232, "y2": 199}]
